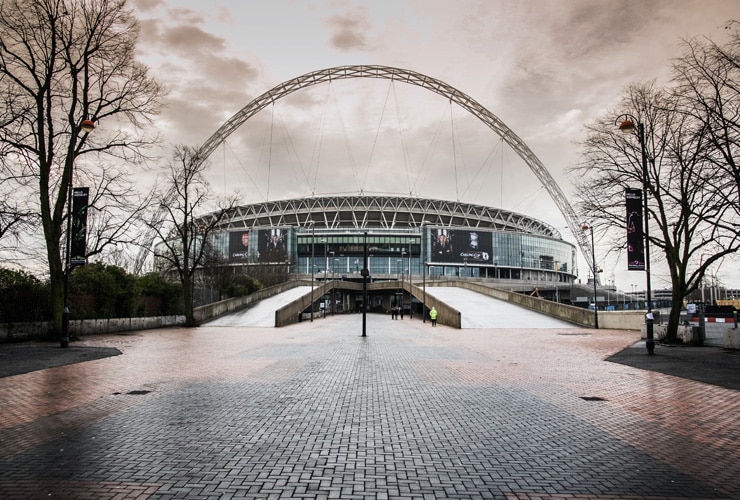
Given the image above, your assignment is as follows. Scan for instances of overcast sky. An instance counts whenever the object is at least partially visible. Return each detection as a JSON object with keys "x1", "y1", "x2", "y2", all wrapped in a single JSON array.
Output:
[{"x1": 130, "y1": 0, "x2": 739, "y2": 290}]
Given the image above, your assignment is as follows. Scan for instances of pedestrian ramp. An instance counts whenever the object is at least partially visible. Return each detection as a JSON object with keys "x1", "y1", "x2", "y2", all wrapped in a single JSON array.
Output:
[
  {"x1": 425, "y1": 287, "x2": 576, "y2": 329},
  {"x1": 203, "y1": 285, "x2": 576, "y2": 329},
  {"x1": 204, "y1": 286, "x2": 312, "y2": 327}
]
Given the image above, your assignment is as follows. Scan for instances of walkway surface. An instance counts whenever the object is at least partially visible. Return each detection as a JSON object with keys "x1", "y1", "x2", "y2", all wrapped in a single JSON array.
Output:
[
  {"x1": 423, "y1": 287, "x2": 576, "y2": 328},
  {"x1": 206, "y1": 286, "x2": 313, "y2": 327},
  {"x1": 205, "y1": 285, "x2": 578, "y2": 329},
  {"x1": 1, "y1": 314, "x2": 738, "y2": 499}
]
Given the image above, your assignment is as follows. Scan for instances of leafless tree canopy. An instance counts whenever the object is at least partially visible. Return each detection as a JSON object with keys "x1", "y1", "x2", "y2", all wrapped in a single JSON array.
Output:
[
  {"x1": 672, "y1": 22, "x2": 740, "y2": 216},
  {"x1": 0, "y1": 0, "x2": 165, "y2": 335}
]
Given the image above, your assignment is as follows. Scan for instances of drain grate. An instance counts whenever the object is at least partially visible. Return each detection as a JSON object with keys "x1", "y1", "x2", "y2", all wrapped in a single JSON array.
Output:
[{"x1": 580, "y1": 396, "x2": 607, "y2": 401}]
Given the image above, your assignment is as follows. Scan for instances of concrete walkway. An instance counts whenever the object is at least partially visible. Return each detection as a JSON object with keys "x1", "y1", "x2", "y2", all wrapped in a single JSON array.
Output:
[
  {"x1": 205, "y1": 285, "x2": 575, "y2": 329},
  {"x1": 424, "y1": 287, "x2": 575, "y2": 328},
  {"x1": 0, "y1": 316, "x2": 738, "y2": 499},
  {"x1": 205, "y1": 286, "x2": 313, "y2": 327}
]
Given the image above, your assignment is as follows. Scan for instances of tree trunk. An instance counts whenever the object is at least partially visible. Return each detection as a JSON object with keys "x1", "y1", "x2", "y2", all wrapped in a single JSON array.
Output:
[
  {"x1": 182, "y1": 273, "x2": 197, "y2": 327},
  {"x1": 49, "y1": 274, "x2": 64, "y2": 339},
  {"x1": 45, "y1": 217, "x2": 65, "y2": 338},
  {"x1": 664, "y1": 291, "x2": 685, "y2": 344}
]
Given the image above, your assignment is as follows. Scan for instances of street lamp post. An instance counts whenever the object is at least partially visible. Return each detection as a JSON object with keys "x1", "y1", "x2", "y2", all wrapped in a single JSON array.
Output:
[
  {"x1": 361, "y1": 231, "x2": 368, "y2": 337},
  {"x1": 323, "y1": 239, "x2": 328, "y2": 281},
  {"x1": 309, "y1": 221, "x2": 315, "y2": 322},
  {"x1": 422, "y1": 261, "x2": 427, "y2": 322},
  {"x1": 61, "y1": 118, "x2": 95, "y2": 348},
  {"x1": 407, "y1": 241, "x2": 411, "y2": 288},
  {"x1": 581, "y1": 223, "x2": 599, "y2": 329},
  {"x1": 419, "y1": 221, "x2": 430, "y2": 322},
  {"x1": 330, "y1": 251, "x2": 335, "y2": 315},
  {"x1": 322, "y1": 239, "x2": 328, "y2": 316},
  {"x1": 617, "y1": 115, "x2": 654, "y2": 354},
  {"x1": 396, "y1": 256, "x2": 403, "y2": 316}
]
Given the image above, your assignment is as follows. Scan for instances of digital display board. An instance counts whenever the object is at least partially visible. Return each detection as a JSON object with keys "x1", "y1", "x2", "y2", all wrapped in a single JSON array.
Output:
[
  {"x1": 258, "y1": 228, "x2": 288, "y2": 262},
  {"x1": 228, "y1": 231, "x2": 251, "y2": 262},
  {"x1": 429, "y1": 229, "x2": 492, "y2": 264}
]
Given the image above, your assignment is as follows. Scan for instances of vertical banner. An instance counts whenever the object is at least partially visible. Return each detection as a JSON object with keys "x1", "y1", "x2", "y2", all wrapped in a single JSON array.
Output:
[
  {"x1": 70, "y1": 187, "x2": 89, "y2": 266},
  {"x1": 626, "y1": 188, "x2": 645, "y2": 270}
]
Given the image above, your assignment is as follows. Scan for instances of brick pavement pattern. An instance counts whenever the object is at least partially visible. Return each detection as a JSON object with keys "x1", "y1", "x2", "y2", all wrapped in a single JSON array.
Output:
[{"x1": 0, "y1": 315, "x2": 738, "y2": 499}]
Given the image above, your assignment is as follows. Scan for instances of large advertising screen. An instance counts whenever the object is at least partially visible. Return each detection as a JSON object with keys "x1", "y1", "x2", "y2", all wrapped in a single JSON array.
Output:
[
  {"x1": 228, "y1": 231, "x2": 251, "y2": 262},
  {"x1": 258, "y1": 228, "x2": 288, "y2": 262},
  {"x1": 430, "y1": 229, "x2": 492, "y2": 264}
]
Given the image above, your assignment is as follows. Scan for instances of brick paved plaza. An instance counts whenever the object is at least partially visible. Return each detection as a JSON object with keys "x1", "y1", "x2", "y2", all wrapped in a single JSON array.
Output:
[{"x1": 1, "y1": 315, "x2": 738, "y2": 499}]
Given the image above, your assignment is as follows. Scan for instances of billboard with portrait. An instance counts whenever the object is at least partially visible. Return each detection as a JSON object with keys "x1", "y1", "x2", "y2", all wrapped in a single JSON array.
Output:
[
  {"x1": 429, "y1": 228, "x2": 492, "y2": 264},
  {"x1": 228, "y1": 231, "x2": 251, "y2": 262},
  {"x1": 259, "y1": 228, "x2": 288, "y2": 262}
]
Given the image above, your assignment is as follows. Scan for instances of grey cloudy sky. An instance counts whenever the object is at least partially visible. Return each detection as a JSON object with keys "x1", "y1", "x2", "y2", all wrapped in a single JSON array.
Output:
[{"x1": 130, "y1": 0, "x2": 739, "y2": 289}]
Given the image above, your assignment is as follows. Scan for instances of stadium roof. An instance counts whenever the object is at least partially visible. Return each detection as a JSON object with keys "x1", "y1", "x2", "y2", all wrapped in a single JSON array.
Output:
[{"x1": 214, "y1": 195, "x2": 562, "y2": 239}]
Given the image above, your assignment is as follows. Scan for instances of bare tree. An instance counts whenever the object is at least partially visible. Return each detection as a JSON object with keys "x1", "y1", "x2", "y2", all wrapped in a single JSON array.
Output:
[
  {"x1": 572, "y1": 80, "x2": 740, "y2": 343},
  {"x1": 149, "y1": 146, "x2": 238, "y2": 327},
  {"x1": 0, "y1": 0, "x2": 164, "y2": 336},
  {"x1": 672, "y1": 22, "x2": 740, "y2": 219}
]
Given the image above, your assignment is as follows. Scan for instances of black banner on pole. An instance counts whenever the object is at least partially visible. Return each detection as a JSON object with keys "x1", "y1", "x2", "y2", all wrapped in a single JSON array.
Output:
[
  {"x1": 626, "y1": 188, "x2": 645, "y2": 270},
  {"x1": 70, "y1": 187, "x2": 89, "y2": 266}
]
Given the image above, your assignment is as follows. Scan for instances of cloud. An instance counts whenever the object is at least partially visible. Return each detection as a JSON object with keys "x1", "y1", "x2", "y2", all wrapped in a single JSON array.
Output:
[
  {"x1": 324, "y1": 6, "x2": 372, "y2": 51},
  {"x1": 133, "y1": 3, "x2": 262, "y2": 147},
  {"x1": 131, "y1": 0, "x2": 164, "y2": 13},
  {"x1": 160, "y1": 24, "x2": 226, "y2": 56}
]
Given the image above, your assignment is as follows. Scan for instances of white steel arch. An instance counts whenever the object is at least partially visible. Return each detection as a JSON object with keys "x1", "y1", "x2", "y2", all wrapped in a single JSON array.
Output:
[{"x1": 136, "y1": 65, "x2": 592, "y2": 274}]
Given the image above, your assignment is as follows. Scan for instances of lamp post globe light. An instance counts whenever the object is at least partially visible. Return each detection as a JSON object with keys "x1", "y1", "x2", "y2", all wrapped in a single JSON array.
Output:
[
  {"x1": 617, "y1": 114, "x2": 655, "y2": 355},
  {"x1": 61, "y1": 118, "x2": 95, "y2": 348},
  {"x1": 581, "y1": 223, "x2": 599, "y2": 329}
]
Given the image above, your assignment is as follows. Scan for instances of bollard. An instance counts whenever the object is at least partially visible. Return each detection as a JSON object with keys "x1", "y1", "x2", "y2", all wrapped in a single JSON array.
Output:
[{"x1": 61, "y1": 306, "x2": 70, "y2": 348}]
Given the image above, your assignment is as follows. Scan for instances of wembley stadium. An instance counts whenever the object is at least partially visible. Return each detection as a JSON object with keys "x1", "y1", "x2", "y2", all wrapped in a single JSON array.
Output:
[
  {"x1": 150, "y1": 66, "x2": 594, "y2": 313},
  {"x1": 203, "y1": 194, "x2": 577, "y2": 286}
]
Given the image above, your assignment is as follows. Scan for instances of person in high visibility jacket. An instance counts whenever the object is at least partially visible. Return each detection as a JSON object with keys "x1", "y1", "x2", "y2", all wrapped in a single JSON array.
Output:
[{"x1": 429, "y1": 307, "x2": 437, "y2": 326}]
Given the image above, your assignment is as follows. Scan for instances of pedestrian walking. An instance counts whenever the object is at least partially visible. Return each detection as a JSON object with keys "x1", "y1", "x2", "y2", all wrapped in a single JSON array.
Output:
[{"x1": 429, "y1": 306, "x2": 437, "y2": 326}]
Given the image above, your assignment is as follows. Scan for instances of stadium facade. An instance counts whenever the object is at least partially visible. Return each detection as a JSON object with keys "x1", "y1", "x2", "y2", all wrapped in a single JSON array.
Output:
[{"x1": 197, "y1": 194, "x2": 577, "y2": 285}]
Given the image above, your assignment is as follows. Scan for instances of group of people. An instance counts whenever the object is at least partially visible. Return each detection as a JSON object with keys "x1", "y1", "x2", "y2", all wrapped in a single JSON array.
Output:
[
  {"x1": 390, "y1": 304, "x2": 405, "y2": 320},
  {"x1": 389, "y1": 305, "x2": 437, "y2": 325}
]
